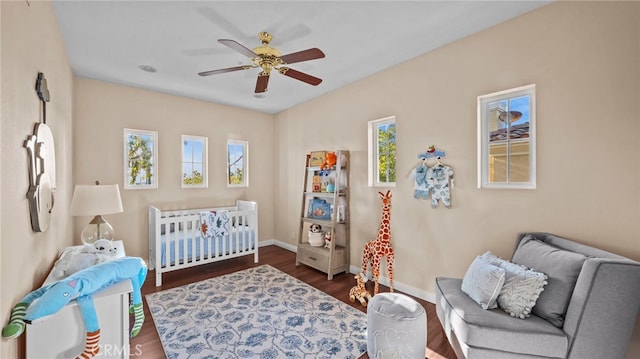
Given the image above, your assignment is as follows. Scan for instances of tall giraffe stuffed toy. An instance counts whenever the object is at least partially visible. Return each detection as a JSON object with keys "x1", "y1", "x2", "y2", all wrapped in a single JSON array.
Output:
[{"x1": 362, "y1": 190, "x2": 395, "y2": 295}]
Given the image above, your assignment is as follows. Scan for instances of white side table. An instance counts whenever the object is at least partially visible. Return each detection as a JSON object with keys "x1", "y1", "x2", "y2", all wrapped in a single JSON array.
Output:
[{"x1": 26, "y1": 240, "x2": 133, "y2": 359}]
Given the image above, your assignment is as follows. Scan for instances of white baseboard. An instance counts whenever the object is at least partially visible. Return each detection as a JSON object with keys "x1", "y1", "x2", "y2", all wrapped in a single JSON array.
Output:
[
  {"x1": 260, "y1": 238, "x2": 297, "y2": 252},
  {"x1": 261, "y1": 240, "x2": 436, "y2": 303},
  {"x1": 348, "y1": 264, "x2": 436, "y2": 303}
]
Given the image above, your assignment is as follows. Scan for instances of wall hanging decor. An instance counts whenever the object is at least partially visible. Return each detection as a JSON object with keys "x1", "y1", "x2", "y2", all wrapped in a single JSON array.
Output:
[
  {"x1": 408, "y1": 145, "x2": 454, "y2": 208},
  {"x1": 24, "y1": 72, "x2": 56, "y2": 232}
]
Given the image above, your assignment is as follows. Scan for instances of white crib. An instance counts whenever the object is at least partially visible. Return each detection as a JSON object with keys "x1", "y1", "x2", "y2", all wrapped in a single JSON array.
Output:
[{"x1": 148, "y1": 200, "x2": 258, "y2": 286}]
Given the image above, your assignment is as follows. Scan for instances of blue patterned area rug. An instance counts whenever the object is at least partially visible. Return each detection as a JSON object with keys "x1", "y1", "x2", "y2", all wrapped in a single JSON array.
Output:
[{"x1": 146, "y1": 265, "x2": 367, "y2": 358}]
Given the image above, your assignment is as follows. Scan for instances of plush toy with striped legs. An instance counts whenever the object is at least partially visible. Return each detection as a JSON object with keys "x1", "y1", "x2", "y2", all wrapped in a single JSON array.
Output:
[{"x1": 2, "y1": 257, "x2": 147, "y2": 358}]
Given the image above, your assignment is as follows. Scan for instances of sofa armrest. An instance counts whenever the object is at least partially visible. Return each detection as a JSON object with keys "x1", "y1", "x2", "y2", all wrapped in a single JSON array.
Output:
[{"x1": 563, "y1": 258, "x2": 640, "y2": 359}]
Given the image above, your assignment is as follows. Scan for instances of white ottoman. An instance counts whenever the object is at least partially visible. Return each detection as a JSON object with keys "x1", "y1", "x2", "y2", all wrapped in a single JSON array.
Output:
[{"x1": 367, "y1": 292, "x2": 427, "y2": 358}]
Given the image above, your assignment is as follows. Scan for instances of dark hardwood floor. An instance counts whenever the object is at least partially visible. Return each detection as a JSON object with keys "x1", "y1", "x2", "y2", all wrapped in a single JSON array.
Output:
[{"x1": 131, "y1": 245, "x2": 457, "y2": 358}]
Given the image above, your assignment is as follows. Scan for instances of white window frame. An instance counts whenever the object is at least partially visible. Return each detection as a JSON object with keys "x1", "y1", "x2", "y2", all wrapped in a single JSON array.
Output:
[
  {"x1": 227, "y1": 139, "x2": 249, "y2": 188},
  {"x1": 124, "y1": 128, "x2": 158, "y2": 190},
  {"x1": 368, "y1": 115, "x2": 397, "y2": 187},
  {"x1": 181, "y1": 135, "x2": 208, "y2": 188},
  {"x1": 477, "y1": 84, "x2": 536, "y2": 189}
]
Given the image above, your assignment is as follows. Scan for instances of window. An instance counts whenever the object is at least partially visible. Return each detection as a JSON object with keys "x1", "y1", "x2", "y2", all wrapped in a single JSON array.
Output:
[
  {"x1": 478, "y1": 84, "x2": 536, "y2": 189},
  {"x1": 368, "y1": 116, "x2": 397, "y2": 187},
  {"x1": 124, "y1": 128, "x2": 158, "y2": 189},
  {"x1": 181, "y1": 135, "x2": 208, "y2": 188},
  {"x1": 227, "y1": 140, "x2": 248, "y2": 188}
]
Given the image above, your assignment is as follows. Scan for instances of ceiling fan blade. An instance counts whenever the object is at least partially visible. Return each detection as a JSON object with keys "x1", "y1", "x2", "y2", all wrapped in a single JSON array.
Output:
[
  {"x1": 218, "y1": 39, "x2": 257, "y2": 58},
  {"x1": 279, "y1": 48, "x2": 325, "y2": 65},
  {"x1": 278, "y1": 67, "x2": 322, "y2": 86},
  {"x1": 198, "y1": 65, "x2": 252, "y2": 76},
  {"x1": 255, "y1": 72, "x2": 270, "y2": 93}
]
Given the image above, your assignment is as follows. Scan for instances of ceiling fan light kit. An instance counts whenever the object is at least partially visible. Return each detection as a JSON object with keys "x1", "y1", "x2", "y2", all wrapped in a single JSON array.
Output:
[{"x1": 198, "y1": 32, "x2": 325, "y2": 94}]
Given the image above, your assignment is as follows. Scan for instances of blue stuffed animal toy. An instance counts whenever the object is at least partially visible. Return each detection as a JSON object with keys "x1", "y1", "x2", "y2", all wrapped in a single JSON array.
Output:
[{"x1": 2, "y1": 256, "x2": 147, "y2": 359}]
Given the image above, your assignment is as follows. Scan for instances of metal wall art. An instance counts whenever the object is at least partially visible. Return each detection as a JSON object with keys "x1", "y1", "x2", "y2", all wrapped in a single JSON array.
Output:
[{"x1": 25, "y1": 72, "x2": 56, "y2": 232}]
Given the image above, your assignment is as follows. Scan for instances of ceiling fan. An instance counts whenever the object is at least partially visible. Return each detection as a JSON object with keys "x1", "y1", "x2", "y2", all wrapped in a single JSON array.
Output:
[{"x1": 198, "y1": 32, "x2": 325, "y2": 93}]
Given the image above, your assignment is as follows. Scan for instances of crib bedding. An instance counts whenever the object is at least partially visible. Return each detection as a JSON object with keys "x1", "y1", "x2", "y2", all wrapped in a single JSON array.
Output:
[{"x1": 159, "y1": 229, "x2": 256, "y2": 267}]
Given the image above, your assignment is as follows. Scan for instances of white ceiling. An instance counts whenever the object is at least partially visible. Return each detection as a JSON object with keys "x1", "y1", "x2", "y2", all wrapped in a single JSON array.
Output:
[{"x1": 52, "y1": 1, "x2": 550, "y2": 114}]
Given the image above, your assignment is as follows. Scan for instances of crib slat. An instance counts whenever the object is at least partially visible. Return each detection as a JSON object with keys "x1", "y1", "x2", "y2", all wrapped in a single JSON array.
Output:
[
  {"x1": 176, "y1": 217, "x2": 181, "y2": 266},
  {"x1": 160, "y1": 223, "x2": 167, "y2": 268},
  {"x1": 222, "y1": 218, "x2": 227, "y2": 256},
  {"x1": 193, "y1": 218, "x2": 198, "y2": 262},
  {"x1": 208, "y1": 219, "x2": 214, "y2": 259},
  {"x1": 237, "y1": 214, "x2": 242, "y2": 251},
  {"x1": 168, "y1": 226, "x2": 175, "y2": 268},
  {"x1": 233, "y1": 213, "x2": 239, "y2": 252},
  {"x1": 196, "y1": 218, "x2": 202, "y2": 262},
  {"x1": 182, "y1": 217, "x2": 188, "y2": 264}
]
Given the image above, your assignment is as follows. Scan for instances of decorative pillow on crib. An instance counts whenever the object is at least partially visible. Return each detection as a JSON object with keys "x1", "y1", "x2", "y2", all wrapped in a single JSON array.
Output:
[
  {"x1": 481, "y1": 251, "x2": 548, "y2": 319},
  {"x1": 200, "y1": 210, "x2": 229, "y2": 239},
  {"x1": 461, "y1": 256, "x2": 506, "y2": 309}
]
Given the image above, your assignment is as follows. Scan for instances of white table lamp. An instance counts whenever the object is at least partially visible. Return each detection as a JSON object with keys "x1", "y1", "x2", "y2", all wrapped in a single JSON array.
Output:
[{"x1": 70, "y1": 181, "x2": 123, "y2": 245}]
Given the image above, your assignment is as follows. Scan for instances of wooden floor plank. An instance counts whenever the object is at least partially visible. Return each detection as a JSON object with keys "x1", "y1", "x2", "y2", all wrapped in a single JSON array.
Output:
[{"x1": 131, "y1": 245, "x2": 457, "y2": 358}]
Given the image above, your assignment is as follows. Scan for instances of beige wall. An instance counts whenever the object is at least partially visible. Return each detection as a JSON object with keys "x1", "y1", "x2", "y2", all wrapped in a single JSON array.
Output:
[
  {"x1": 0, "y1": 1, "x2": 74, "y2": 357},
  {"x1": 276, "y1": 1, "x2": 640, "y2": 295},
  {"x1": 2, "y1": 0, "x2": 639, "y2": 357},
  {"x1": 73, "y1": 78, "x2": 275, "y2": 260}
]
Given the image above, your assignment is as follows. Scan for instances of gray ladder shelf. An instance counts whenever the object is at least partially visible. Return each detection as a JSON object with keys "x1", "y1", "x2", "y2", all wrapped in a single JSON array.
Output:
[{"x1": 295, "y1": 150, "x2": 350, "y2": 280}]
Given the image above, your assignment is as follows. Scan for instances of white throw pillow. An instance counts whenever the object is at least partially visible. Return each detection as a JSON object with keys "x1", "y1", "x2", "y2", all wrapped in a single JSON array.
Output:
[
  {"x1": 461, "y1": 256, "x2": 506, "y2": 310},
  {"x1": 481, "y1": 251, "x2": 548, "y2": 319}
]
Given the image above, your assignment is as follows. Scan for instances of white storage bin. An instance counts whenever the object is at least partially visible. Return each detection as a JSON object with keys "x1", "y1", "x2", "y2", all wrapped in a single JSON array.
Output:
[{"x1": 308, "y1": 231, "x2": 325, "y2": 247}]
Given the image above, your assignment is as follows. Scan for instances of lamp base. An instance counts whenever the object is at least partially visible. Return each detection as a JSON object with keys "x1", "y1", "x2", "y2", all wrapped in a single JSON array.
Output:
[{"x1": 81, "y1": 215, "x2": 115, "y2": 245}]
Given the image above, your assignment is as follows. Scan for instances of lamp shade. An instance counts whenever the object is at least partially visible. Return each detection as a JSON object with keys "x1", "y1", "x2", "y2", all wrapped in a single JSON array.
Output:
[
  {"x1": 70, "y1": 183, "x2": 123, "y2": 244},
  {"x1": 70, "y1": 184, "x2": 123, "y2": 216}
]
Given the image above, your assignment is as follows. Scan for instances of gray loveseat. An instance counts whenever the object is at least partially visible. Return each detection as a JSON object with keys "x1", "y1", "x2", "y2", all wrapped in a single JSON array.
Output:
[{"x1": 435, "y1": 232, "x2": 640, "y2": 359}]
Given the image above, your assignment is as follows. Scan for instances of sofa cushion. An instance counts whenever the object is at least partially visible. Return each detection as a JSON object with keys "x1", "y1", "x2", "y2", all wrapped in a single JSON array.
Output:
[
  {"x1": 481, "y1": 251, "x2": 547, "y2": 319},
  {"x1": 436, "y1": 277, "x2": 568, "y2": 358},
  {"x1": 461, "y1": 256, "x2": 505, "y2": 309},
  {"x1": 512, "y1": 235, "x2": 588, "y2": 328}
]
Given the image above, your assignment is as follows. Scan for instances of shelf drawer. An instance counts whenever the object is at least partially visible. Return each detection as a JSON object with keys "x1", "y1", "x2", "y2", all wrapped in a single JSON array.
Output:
[{"x1": 297, "y1": 246, "x2": 330, "y2": 271}]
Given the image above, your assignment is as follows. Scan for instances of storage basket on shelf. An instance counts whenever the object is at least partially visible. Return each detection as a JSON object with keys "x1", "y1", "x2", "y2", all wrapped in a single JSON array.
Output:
[{"x1": 308, "y1": 231, "x2": 325, "y2": 247}]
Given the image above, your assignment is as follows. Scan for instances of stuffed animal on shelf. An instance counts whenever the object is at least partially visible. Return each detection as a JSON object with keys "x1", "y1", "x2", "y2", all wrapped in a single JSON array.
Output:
[
  {"x1": 324, "y1": 231, "x2": 332, "y2": 248},
  {"x1": 51, "y1": 239, "x2": 118, "y2": 279},
  {"x1": 309, "y1": 223, "x2": 322, "y2": 233},
  {"x1": 349, "y1": 272, "x2": 372, "y2": 307},
  {"x1": 319, "y1": 151, "x2": 337, "y2": 175},
  {"x1": 2, "y1": 257, "x2": 147, "y2": 359}
]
